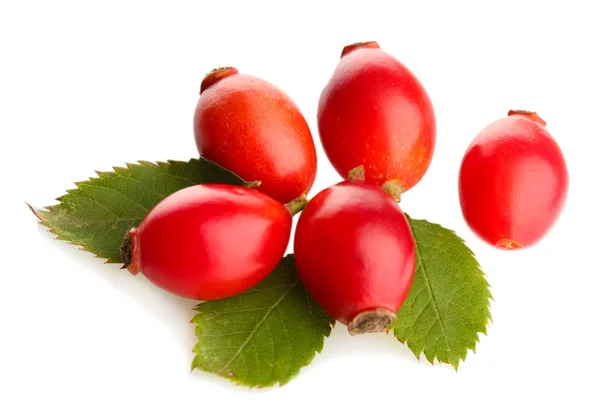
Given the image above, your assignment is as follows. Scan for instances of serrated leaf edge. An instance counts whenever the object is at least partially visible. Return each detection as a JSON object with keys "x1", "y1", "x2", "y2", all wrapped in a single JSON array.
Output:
[
  {"x1": 394, "y1": 216, "x2": 493, "y2": 370},
  {"x1": 27, "y1": 158, "x2": 258, "y2": 264},
  {"x1": 26, "y1": 202, "x2": 119, "y2": 264},
  {"x1": 190, "y1": 256, "x2": 334, "y2": 388}
]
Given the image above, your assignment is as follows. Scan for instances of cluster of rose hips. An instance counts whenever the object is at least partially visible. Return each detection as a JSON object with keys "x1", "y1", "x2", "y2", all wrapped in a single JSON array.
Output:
[{"x1": 121, "y1": 41, "x2": 568, "y2": 334}]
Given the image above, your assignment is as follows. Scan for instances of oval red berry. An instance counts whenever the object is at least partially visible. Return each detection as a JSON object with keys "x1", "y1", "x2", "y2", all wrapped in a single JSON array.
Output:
[
  {"x1": 294, "y1": 180, "x2": 416, "y2": 334},
  {"x1": 459, "y1": 111, "x2": 569, "y2": 249},
  {"x1": 122, "y1": 184, "x2": 292, "y2": 300},
  {"x1": 194, "y1": 67, "x2": 317, "y2": 204},
  {"x1": 318, "y1": 41, "x2": 436, "y2": 196}
]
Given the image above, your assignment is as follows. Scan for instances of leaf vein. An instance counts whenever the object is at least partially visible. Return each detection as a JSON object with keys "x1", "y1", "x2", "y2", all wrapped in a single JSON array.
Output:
[
  {"x1": 216, "y1": 280, "x2": 300, "y2": 375},
  {"x1": 413, "y1": 228, "x2": 452, "y2": 355}
]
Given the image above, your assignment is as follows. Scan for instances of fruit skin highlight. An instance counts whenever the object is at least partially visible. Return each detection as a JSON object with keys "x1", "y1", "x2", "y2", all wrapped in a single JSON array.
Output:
[
  {"x1": 121, "y1": 184, "x2": 292, "y2": 300},
  {"x1": 459, "y1": 110, "x2": 569, "y2": 249},
  {"x1": 293, "y1": 179, "x2": 416, "y2": 334},
  {"x1": 193, "y1": 67, "x2": 317, "y2": 204},
  {"x1": 317, "y1": 41, "x2": 436, "y2": 199}
]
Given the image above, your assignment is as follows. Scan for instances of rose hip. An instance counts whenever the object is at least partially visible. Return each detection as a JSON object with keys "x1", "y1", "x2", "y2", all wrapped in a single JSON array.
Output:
[
  {"x1": 293, "y1": 177, "x2": 416, "y2": 334},
  {"x1": 459, "y1": 110, "x2": 569, "y2": 249},
  {"x1": 193, "y1": 67, "x2": 317, "y2": 204},
  {"x1": 317, "y1": 41, "x2": 436, "y2": 199},
  {"x1": 121, "y1": 184, "x2": 292, "y2": 300}
]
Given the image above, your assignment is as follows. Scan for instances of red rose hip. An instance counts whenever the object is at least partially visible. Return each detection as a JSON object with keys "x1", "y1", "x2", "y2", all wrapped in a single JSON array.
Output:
[
  {"x1": 121, "y1": 184, "x2": 292, "y2": 300},
  {"x1": 193, "y1": 67, "x2": 317, "y2": 204},
  {"x1": 459, "y1": 110, "x2": 569, "y2": 249},
  {"x1": 294, "y1": 179, "x2": 416, "y2": 334},
  {"x1": 317, "y1": 41, "x2": 436, "y2": 199}
]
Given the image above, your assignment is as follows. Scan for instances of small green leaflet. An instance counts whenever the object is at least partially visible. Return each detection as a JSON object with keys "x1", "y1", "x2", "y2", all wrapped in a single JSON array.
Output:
[
  {"x1": 29, "y1": 158, "x2": 255, "y2": 263},
  {"x1": 389, "y1": 216, "x2": 493, "y2": 369},
  {"x1": 192, "y1": 255, "x2": 334, "y2": 387}
]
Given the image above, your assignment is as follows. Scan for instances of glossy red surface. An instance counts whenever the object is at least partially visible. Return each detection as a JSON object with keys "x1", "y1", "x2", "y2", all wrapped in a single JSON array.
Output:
[
  {"x1": 459, "y1": 111, "x2": 569, "y2": 249},
  {"x1": 130, "y1": 184, "x2": 292, "y2": 300},
  {"x1": 317, "y1": 42, "x2": 436, "y2": 192},
  {"x1": 294, "y1": 181, "x2": 416, "y2": 326},
  {"x1": 194, "y1": 68, "x2": 317, "y2": 204}
]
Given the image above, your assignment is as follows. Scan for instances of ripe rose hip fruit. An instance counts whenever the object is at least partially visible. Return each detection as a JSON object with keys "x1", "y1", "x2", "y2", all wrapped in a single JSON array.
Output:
[
  {"x1": 459, "y1": 110, "x2": 569, "y2": 249},
  {"x1": 193, "y1": 67, "x2": 317, "y2": 204},
  {"x1": 121, "y1": 184, "x2": 292, "y2": 300},
  {"x1": 317, "y1": 41, "x2": 436, "y2": 199},
  {"x1": 294, "y1": 178, "x2": 416, "y2": 334}
]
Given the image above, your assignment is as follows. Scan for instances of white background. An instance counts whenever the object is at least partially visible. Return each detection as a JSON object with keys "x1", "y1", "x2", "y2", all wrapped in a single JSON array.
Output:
[{"x1": 1, "y1": 1, "x2": 599, "y2": 416}]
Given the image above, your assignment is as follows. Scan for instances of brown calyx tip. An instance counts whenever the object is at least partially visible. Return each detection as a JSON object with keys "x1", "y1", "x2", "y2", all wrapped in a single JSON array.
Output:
[
  {"x1": 507, "y1": 110, "x2": 546, "y2": 127},
  {"x1": 495, "y1": 238, "x2": 523, "y2": 250},
  {"x1": 348, "y1": 308, "x2": 396, "y2": 335},
  {"x1": 200, "y1": 66, "x2": 239, "y2": 94},
  {"x1": 120, "y1": 228, "x2": 141, "y2": 274},
  {"x1": 341, "y1": 41, "x2": 380, "y2": 58}
]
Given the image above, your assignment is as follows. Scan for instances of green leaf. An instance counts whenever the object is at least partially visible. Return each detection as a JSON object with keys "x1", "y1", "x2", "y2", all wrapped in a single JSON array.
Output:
[
  {"x1": 29, "y1": 158, "x2": 255, "y2": 263},
  {"x1": 192, "y1": 255, "x2": 334, "y2": 387},
  {"x1": 389, "y1": 216, "x2": 493, "y2": 370}
]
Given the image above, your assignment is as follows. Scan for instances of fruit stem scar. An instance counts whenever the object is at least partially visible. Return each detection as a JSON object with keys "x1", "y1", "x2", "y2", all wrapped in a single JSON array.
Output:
[
  {"x1": 348, "y1": 165, "x2": 366, "y2": 181},
  {"x1": 382, "y1": 179, "x2": 403, "y2": 203},
  {"x1": 341, "y1": 41, "x2": 381, "y2": 58},
  {"x1": 200, "y1": 67, "x2": 239, "y2": 94},
  {"x1": 348, "y1": 308, "x2": 396, "y2": 335},
  {"x1": 121, "y1": 228, "x2": 141, "y2": 274},
  {"x1": 495, "y1": 238, "x2": 522, "y2": 250},
  {"x1": 507, "y1": 110, "x2": 547, "y2": 127}
]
